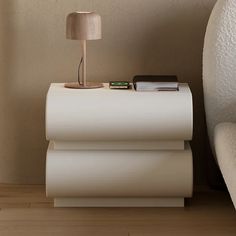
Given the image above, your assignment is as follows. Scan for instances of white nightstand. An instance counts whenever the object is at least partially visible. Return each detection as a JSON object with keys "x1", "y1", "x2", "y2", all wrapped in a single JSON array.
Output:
[{"x1": 46, "y1": 83, "x2": 193, "y2": 207}]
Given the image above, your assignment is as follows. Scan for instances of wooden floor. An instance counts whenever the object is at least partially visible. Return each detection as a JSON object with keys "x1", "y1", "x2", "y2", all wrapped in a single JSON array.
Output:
[{"x1": 0, "y1": 185, "x2": 235, "y2": 236}]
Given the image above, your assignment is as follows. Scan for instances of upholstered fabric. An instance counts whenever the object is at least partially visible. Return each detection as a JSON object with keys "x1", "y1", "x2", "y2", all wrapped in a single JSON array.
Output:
[
  {"x1": 203, "y1": 0, "x2": 236, "y2": 209},
  {"x1": 203, "y1": 0, "x2": 236, "y2": 148},
  {"x1": 215, "y1": 123, "x2": 236, "y2": 208}
]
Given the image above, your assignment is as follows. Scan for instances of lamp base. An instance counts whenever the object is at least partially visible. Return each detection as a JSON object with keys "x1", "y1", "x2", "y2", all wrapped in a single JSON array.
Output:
[{"x1": 64, "y1": 82, "x2": 103, "y2": 89}]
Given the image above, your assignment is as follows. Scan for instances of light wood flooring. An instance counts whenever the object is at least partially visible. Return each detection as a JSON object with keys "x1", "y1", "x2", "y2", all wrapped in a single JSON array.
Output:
[{"x1": 0, "y1": 184, "x2": 235, "y2": 236}]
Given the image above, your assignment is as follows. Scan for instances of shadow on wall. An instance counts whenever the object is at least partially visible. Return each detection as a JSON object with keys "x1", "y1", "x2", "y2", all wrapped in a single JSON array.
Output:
[{"x1": 0, "y1": 0, "x2": 216, "y2": 184}]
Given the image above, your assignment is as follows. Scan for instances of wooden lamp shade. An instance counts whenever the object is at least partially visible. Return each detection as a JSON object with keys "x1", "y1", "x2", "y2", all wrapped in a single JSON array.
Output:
[
  {"x1": 66, "y1": 12, "x2": 102, "y2": 40},
  {"x1": 65, "y1": 12, "x2": 103, "y2": 89}
]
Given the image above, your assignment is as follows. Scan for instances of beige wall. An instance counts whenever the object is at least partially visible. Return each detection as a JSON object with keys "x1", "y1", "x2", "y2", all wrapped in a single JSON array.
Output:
[{"x1": 0, "y1": 0, "x2": 217, "y2": 184}]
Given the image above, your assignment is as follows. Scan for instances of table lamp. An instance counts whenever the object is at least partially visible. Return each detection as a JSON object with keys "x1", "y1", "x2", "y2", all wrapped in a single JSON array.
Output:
[{"x1": 65, "y1": 12, "x2": 103, "y2": 89}]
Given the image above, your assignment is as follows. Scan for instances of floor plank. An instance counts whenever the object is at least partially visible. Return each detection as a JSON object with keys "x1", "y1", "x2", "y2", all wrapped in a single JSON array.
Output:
[{"x1": 0, "y1": 184, "x2": 235, "y2": 235}]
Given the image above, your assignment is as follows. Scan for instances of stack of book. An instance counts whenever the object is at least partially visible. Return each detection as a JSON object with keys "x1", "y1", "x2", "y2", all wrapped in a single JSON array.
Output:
[{"x1": 133, "y1": 75, "x2": 178, "y2": 91}]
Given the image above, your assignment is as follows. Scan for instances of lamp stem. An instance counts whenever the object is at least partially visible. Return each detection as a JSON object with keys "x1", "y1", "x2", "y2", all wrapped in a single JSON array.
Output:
[
  {"x1": 65, "y1": 37, "x2": 103, "y2": 89},
  {"x1": 81, "y1": 40, "x2": 87, "y2": 86}
]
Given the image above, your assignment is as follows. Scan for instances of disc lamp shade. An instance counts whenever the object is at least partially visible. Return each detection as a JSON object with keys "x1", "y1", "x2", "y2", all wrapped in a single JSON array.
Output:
[{"x1": 64, "y1": 12, "x2": 103, "y2": 89}]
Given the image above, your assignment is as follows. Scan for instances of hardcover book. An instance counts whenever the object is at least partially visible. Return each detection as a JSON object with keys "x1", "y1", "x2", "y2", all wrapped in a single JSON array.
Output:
[{"x1": 133, "y1": 75, "x2": 178, "y2": 91}]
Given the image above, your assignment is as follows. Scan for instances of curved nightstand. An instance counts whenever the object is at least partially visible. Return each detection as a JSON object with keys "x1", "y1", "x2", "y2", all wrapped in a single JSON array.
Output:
[{"x1": 45, "y1": 83, "x2": 193, "y2": 207}]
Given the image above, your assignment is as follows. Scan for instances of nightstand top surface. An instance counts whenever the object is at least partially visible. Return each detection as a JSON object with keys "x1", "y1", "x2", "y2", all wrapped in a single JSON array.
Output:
[{"x1": 48, "y1": 83, "x2": 191, "y2": 97}]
